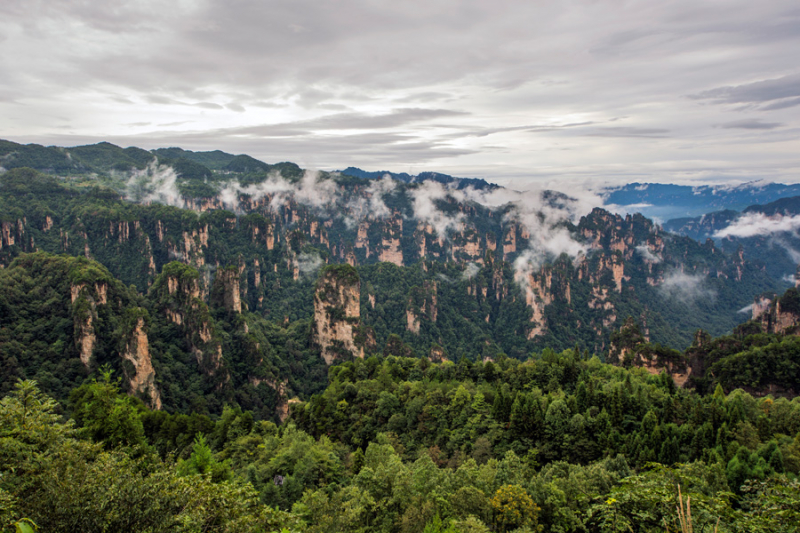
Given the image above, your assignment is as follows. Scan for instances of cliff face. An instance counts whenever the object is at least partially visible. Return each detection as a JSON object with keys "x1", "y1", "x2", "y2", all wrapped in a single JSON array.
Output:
[
  {"x1": 1, "y1": 166, "x2": 782, "y2": 361},
  {"x1": 313, "y1": 265, "x2": 364, "y2": 364},
  {"x1": 71, "y1": 282, "x2": 110, "y2": 367},
  {"x1": 406, "y1": 281, "x2": 438, "y2": 334},
  {"x1": 212, "y1": 267, "x2": 242, "y2": 313},
  {"x1": 608, "y1": 317, "x2": 692, "y2": 387},
  {"x1": 0, "y1": 218, "x2": 26, "y2": 251},
  {"x1": 153, "y1": 262, "x2": 223, "y2": 373},
  {"x1": 122, "y1": 315, "x2": 162, "y2": 409},
  {"x1": 378, "y1": 213, "x2": 404, "y2": 266},
  {"x1": 752, "y1": 288, "x2": 800, "y2": 334}
]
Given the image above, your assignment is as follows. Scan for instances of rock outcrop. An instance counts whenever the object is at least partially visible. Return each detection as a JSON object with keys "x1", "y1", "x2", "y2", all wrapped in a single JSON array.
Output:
[
  {"x1": 378, "y1": 213, "x2": 404, "y2": 266},
  {"x1": 405, "y1": 281, "x2": 438, "y2": 334},
  {"x1": 122, "y1": 315, "x2": 162, "y2": 409},
  {"x1": 608, "y1": 317, "x2": 692, "y2": 387},
  {"x1": 213, "y1": 267, "x2": 242, "y2": 313},
  {"x1": 752, "y1": 288, "x2": 800, "y2": 334},
  {"x1": 71, "y1": 282, "x2": 109, "y2": 367},
  {"x1": 154, "y1": 262, "x2": 223, "y2": 373},
  {"x1": 313, "y1": 264, "x2": 365, "y2": 364}
]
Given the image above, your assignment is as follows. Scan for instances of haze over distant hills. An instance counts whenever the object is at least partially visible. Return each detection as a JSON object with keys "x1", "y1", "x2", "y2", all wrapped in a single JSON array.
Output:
[
  {"x1": 4, "y1": 137, "x2": 800, "y2": 219},
  {"x1": 604, "y1": 181, "x2": 800, "y2": 221}
]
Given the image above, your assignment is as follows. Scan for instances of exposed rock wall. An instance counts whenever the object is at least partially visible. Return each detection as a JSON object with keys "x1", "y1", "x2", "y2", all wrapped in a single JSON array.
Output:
[
  {"x1": 405, "y1": 281, "x2": 438, "y2": 334},
  {"x1": 156, "y1": 263, "x2": 223, "y2": 373},
  {"x1": 71, "y1": 282, "x2": 107, "y2": 367},
  {"x1": 122, "y1": 317, "x2": 162, "y2": 409},
  {"x1": 378, "y1": 213, "x2": 404, "y2": 266},
  {"x1": 753, "y1": 289, "x2": 800, "y2": 334},
  {"x1": 215, "y1": 268, "x2": 242, "y2": 313},
  {"x1": 313, "y1": 265, "x2": 364, "y2": 364},
  {"x1": 608, "y1": 317, "x2": 692, "y2": 387}
]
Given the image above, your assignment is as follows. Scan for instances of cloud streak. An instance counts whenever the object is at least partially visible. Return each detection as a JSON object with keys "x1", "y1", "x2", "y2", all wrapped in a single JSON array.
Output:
[
  {"x1": 714, "y1": 212, "x2": 800, "y2": 239},
  {"x1": 659, "y1": 271, "x2": 716, "y2": 303}
]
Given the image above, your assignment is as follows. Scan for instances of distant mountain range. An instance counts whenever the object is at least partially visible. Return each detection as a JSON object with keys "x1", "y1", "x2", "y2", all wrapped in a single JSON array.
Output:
[
  {"x1": 662, "y1": 195, "x2": 800, "y2": 281},
  {"x1": 603, "y1": 181, "x2": 800, "y2": 221},
  {"x1": 5, "y1": 138, "x2": 800, "y2": 221}
]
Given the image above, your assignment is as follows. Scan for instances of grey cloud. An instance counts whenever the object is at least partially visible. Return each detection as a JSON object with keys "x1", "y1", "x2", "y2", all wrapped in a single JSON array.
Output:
[
  {"x1": 719, "y1": 119, "x2": 783, "y2": 130},
  {"x1": 227, "y1": 103, "x2": 245, "y2": 112},
  {"x1": 762, "y1": 97, "x2": 800, "y2": 111},
  {"x1": 715, "y1": 212, "x2": 800, "y2": 238},
  {"x1": 461, "y1": 263, "x2": 481, "y2": 280},
  {"x1": 299, "y1": 108, "x2": 469, "y2": 130},
  {"x1": 658, "y1": 271, "x2": 716, "y2": 303},
  {"x1": 47, "y1": 127, "x2": 478, "y2": 167},
  {"x1": 583, "y1": 127, "x2": 670, "y2": 138},
  {"x1": 202, "y1": 108, "x2": 470, "y2": 138},
  {"x1": 195, "y1": 102, "x2": 224, "y2": 110},
  {"x1": 296, "y1": 252, "x2": 324, "y2": 277},
  {"x1": 435, "y1": 121, "x2": 597, "y2": 140},
  {"x1": 145, "y1": 95, "x2": 174, "y2": 105},
  {"x1": 293, "y1": 88, "x2": 335, "y2": 108},
  {"x1": 0, "y1": 0, "x2": 162, "y2": 33},
  {"x1": 250, "y1": 101, "x2": 287, "y2": 109},
  {"x1": 691, "y1": 74, "x2": 800, "y2": 107},
  {"x1": 393, "y1": 92, "x2": 454, "y2": 103}
]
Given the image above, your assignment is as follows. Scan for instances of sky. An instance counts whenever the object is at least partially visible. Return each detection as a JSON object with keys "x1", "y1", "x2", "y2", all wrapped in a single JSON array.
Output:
[{"x1": 1, "y1": 0, "x2": 799, "y2": 188}]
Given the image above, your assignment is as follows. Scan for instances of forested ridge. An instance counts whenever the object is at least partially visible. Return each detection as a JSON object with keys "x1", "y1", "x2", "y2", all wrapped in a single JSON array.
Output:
[{"x1": 2, "y1": 142, "x2": 800, "y2": 531}]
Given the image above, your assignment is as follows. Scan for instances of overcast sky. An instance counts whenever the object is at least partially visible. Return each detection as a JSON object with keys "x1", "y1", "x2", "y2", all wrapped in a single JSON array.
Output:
[{"x1": 1, "y1": 0, "x2": 799, "y2": 188}]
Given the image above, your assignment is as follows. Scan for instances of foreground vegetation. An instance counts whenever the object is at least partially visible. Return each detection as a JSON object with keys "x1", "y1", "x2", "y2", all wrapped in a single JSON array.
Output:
[{"x1": 2, "y1": 349, "x2": 800, "y2": 532}]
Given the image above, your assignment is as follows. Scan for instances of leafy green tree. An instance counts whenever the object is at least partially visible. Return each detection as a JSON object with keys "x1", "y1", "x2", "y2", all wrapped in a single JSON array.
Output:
[
  {"x1": 69, "y1": 368, "x2": 146, "y2": 449},
  {"x1": 176, "y1": 433, "x2": 232, "y2": 482},
  {"x1": 491, "y1": 484, "x2": 541, "y2": 533}
]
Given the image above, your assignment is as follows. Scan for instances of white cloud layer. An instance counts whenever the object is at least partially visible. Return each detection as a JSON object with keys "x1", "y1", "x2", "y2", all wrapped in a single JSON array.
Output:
[{"x1": 714, "y1": 212, "x2": 800, "y2": 239}]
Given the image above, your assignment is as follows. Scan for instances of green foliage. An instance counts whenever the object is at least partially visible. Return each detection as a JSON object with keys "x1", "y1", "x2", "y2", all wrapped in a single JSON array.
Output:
[
  {"x1": 69, "y1": 368, "x2": 148, "y2": 449},
  {"x1": 587, "y1": 463, "x2": 731, "y2": 533},
  {"x1": 176, "y1": 433, "x2": 232, "y2": 482},
  {"x1": 491, "y1": 485, "x2": 541, "y2": 532},
  {"x1": 321, "y1": 263, "x2": 360, "y2": 286},
  {"x1": 0, "y1": 381, "x2": 299, "y2": 533}
]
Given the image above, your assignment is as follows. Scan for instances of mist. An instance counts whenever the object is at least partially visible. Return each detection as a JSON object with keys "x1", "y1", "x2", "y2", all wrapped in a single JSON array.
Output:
[
  {"x1": 658, "y1": 271, "x2": 716, "y2": 304},
  {"x1": 461, "y1": 263, "x2": 481, "y2": 281},
  {"x1": 714, "y1": 212, "x2": 800, "y2": 239},
  {"x1": 635, "y1": 244, "x2": 662, "y2": 263},
  {"x1": 126, "y1": 160, "x2": 184, "y2": 207},
  {"x1": 296, "y1": 251, "x2": 324, "y2": 277}
]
